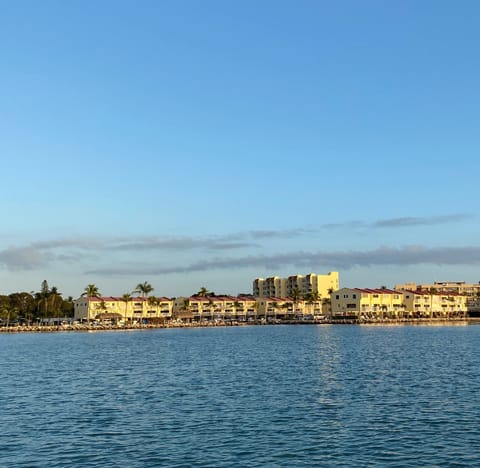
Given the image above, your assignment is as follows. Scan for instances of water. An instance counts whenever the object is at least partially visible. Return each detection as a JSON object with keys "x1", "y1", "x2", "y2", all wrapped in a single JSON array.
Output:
[{"x1": 1, "y1": 324, "x2": 480, "y2": 467}]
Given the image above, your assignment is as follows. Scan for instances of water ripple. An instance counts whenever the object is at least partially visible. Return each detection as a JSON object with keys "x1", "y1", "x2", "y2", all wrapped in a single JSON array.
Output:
[{"x1": 1, "y1": 325, "x2": 480, "y2": 466}]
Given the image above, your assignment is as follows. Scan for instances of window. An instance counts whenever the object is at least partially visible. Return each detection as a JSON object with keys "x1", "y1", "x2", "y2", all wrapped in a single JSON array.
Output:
[
  {"x1": 352, "y1": 294, "x2": 357, "y2": 299},
  {"x1": 336, "y1": 295, "x2": 340, "y2": 300}
]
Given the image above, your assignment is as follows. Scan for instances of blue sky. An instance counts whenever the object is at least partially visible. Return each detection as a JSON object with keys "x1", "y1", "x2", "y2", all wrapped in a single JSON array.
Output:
[{"x1": 1, "y1": 1, "x2": 479, "y2": 298}]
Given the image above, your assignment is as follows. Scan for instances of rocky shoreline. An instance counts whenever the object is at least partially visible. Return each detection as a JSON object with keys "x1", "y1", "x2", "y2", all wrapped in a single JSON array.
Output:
[{"x1": 0, "y1": 316, "x2": 474, "y2": 333}]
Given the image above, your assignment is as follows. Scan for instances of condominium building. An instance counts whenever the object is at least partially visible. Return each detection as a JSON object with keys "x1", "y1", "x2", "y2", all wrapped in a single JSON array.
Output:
[
  {"x1": 73, "y1": 296, "x2": 173, "y2": 322},
  {"x1": 395, "y1": 281, "x2": 480, "y2": 297},
  {"x1": 253, "y1": 271, "x2": 339, "y2": 299},
  {"x1": 331, "y1": 288, "x2": 467, "y2": 319},
  {"x1": 173, "y1": 295, "x2": 258, "y2": 322},
  {"x1": 172, "y1": 295, "x2": 325, "y2": 322}
]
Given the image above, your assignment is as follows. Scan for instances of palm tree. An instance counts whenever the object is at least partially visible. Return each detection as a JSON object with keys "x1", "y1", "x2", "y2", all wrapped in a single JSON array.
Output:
[
  {"x1": 281, "y1": 302, "x2": 291, "y2": 320},
  {"x1": 82, "y1": 284, "x2": 100, "y2": 297},
  {"x1": 134, "y1": 281, "x2": 154, "y2": 298},
  {"x1": 196, "y1": 287, "x2": 210, "y2": 297},
  {"x1": 121, "y1": 293, "x2": 131, "y2": 326},
  {"x1": 322, "y1": 297, "x2": 332, "y2": 318},
  {"x1": 95, "y1": 300, "x2": 108, "y2": 319},
  {"x1": 182, "y1": 298, "x2": 191, "y2": 322},
  {"x1": 271, "y1": 301, "x2": 278, "y2": 321},
  {"x1": 148, "y1": 296, "x2": 160, "y2": 321},
  {"x1": 48, "y1": 286, "x2": 63, "y2": 316},
  {"x1": 290, "y1": 287, "x2": 301, "y2": 318},
  {"x1": 1, "y1": 304, "x2": 17, "y2": 327}
]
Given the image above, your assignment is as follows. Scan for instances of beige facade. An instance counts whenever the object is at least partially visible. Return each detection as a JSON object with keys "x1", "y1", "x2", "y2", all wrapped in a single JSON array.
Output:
[
  {"x1": 172, "y1": 295, "x2": 325, "y2": 322},
  {"x1": 395, "y1": 281, "x2": 480, "y2": 297},
  {"x1": 253, "y1": 271, "x2": 339, "y2": 299},
  {"x1": 330, "y1": 288, "x2": 467, "y2": 319},
  {"x1": 173, "y1": 296, "x2": 258, "y2": 322},
  {"x1": 73, "y1": 296, "x2": 173, "y2": 322},
  {"x1": 331, "y1": 288, "x2": 404, "y2": 319},
  {"x1": 402, "y1": 290, "x2": 467, "y2": 318}
]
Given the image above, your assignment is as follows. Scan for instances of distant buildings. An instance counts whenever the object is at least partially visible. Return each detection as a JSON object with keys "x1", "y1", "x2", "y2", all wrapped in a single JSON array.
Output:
[
  {"x1": 253, "y1": 271, "x2": 339, "y2": 299},
  {"x1": 72, "y1": 274, "x2": 477, "y2": 324},
  {"x1": 331, "y1": 287, "x2": 467, "y2": 319},
  {"x1": 394, "y1": 281, "x2": 480, "y2": 297},
  {"x1": 73, "y1": 296, "x2": 173, "y2": 322}
]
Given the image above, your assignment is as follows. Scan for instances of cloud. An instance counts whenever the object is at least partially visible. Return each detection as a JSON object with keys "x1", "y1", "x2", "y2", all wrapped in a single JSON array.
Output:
[
  {"x1": 0, "y1": 246, "x2": 51, "y2": 270},
  {"x1": 0, "y1": 213, "x2": 472, "y2": 271},
  {"x1": 107, "y1": 236, "x2": 258, "y2": 251},
  {"x1": 86, "y1": 245, "x2": 480, "y2": 276},
  {"x1": 372, "y1": 214, "x2": 471, "y2": 228}
]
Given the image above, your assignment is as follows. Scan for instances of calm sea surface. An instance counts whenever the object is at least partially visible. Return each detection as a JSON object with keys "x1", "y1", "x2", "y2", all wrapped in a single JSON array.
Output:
[{"x1": 1, "y1": 324, "x2": 480, "y2": 467}]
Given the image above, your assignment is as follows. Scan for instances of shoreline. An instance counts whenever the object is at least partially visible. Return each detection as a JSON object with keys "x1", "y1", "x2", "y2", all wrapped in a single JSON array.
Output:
[{"x1": 0, "y1": 317, "x2": 475, "y2": 334}]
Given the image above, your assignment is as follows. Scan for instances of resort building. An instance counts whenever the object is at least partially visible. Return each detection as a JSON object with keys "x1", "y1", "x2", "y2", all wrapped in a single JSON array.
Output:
[
  {"x1": 330, "y1": 288, "x2": 467, "y2": 319},
  {"x1": 173, "y1": 295, "x2": 258, "y2": 322},
  {"x1": 73, "y1": 296, "x2": 173, "y2": 323},
  {"x1": 171, "y1": 295, "x2": 326, "y2": 322},
  {"x1": 253, "y1": 271, "x2": 339, "y2": 299},
  {"x1": 395, "y1": 281, "x2": 480, "y2": 297}
]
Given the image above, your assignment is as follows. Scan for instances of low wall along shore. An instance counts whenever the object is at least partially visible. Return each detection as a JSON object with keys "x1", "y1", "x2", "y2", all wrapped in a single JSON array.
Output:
[{"x1": 0, "y1": 316, "x2": 472, "y2": 333}]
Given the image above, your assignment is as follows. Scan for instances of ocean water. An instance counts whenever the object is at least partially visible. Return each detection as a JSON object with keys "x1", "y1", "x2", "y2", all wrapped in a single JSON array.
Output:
[{"x1": 1, "y1": 324, "x2": 479, "y2": 467}]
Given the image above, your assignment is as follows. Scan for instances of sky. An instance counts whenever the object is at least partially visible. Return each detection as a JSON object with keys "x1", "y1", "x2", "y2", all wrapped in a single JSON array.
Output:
[{"x1": 1, "y1": 0, "x2": 479, "y2": 298}]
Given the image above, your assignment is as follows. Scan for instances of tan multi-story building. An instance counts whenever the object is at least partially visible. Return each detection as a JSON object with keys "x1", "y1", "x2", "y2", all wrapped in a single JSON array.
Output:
[
  {"x1": 331, "y1": 288, "x2": 404, "y2": 319},
  {"x1": 173, "y1": 295, "x2": 258, "y2": 322},
  {"x1": 73, "y1": 296, "x2": 173, "y2": 323},
  {"x1": 395, "y1": 281, "x2": 480, "y2": 297},
  {"x1": 253, "y1": 271, "x2": 339, "y2": 299},
  {"x1": 330, "y1": 288, "x2": 467, "y2": 319},
  {"x1": 172, "y1": 294, "x2": 325, "y2": 322}
]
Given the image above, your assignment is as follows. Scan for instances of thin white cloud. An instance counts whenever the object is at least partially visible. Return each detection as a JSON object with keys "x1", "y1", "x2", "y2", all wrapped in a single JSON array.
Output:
[
  {"x1": 86, "y1": 245, "x2": 480, "y2": 276},
  {"x1": 0, "y1": 213, "x2": 472, "y2": 271},
  {"x1": 372, "y1": 214, "x2": 471, "y2": 228}
]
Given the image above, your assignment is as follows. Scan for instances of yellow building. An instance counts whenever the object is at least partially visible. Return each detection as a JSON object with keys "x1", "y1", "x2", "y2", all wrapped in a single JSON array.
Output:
[
  {"x1": 253, "y1": 271, "x2": 339, "y2": 299},
  {"x1": 73, "y1": 296, "x2": 173, "y2": 323},
  {"x1": 173, "y1": 296, "x2": 258, "y2": 322},
  {"x1": 395, "y1": 281, "x2": 480, "y2": 297},
  {"x1": 331, "y1": 288, "x2": 467, "y2": 320},
  {"x1": 331, "y1": 288, "x2": 406, "y2": 319},
  {"x1": 402, "y1": 290, "x2": 467, "y2": 318}
]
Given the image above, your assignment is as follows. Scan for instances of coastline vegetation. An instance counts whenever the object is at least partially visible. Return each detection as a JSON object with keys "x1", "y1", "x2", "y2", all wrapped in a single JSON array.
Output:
[{"x1": 0, "y1": 280, "x2": 74, "y2": 326}]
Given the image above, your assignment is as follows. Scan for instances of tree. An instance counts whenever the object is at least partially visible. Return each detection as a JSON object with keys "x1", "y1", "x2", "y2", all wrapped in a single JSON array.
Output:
[
  {"x1": 36, "y1": 280, "x2": 51, "y2": 319},
  {"x1": 95, "y1": 300, "x2": 108, "y2": 319},
  {"x1": 196, "y1": 287, "x2": 210, "y2": 297},
  {"x1": 148, "y1": 296, "x2": 160, "y2": 321},
  {"x1": 1, "y1": 303, "x2": 17, "y2": 327},
  {"x1": 271, "y1": 301, "x2": 278, "y2": 321},
  {"x1": 135, "y1": 281, "x2": 154, "y2": 298},
  {"x1": 82, "y1": 284, "x2": 100, "y2": 298},
  {"x1": 9, "y1": 292, "x2": 35, "y2": 324},
  {"x1": 182, "y1": 298, "x2": 191, "y2": 322},
  {"x1": 48, "y1": 287, "x2": 64, "y2": 316},
  {"x1": 121, "y1": 293, "x2": 131, "y2": 326},
  {"x1": 290, "y1": 287, "x2": 301, "y2": 317}
]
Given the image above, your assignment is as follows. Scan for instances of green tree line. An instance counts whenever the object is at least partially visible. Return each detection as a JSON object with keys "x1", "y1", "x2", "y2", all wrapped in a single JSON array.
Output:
[{"x1": 0, "y1": 280, "x2": 74, "y2": 325}]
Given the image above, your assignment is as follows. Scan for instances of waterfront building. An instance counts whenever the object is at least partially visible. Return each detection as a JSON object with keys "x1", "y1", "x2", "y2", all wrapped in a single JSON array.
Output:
[
  {"x1": 73, "y1": 296, "x2": 173, "y2": 323},
  {"x1": 173, "y1": 295, "x2": 258, "y2": 322},
  {"x1": 331, "y1": 288, "x2": 404, "y2": 319},
  {"x1": 395, "y1": 281, "x2": 480, "y2": 297},
  {"x1": 330, "y1": 288, "x2": 467, "y2": 319},
  {"x1": 253, "y1": 271, "x2": 339, "y2": 299},
  {"x1": 172, "y1": 295, "x2": 322, "y2": 322}
]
